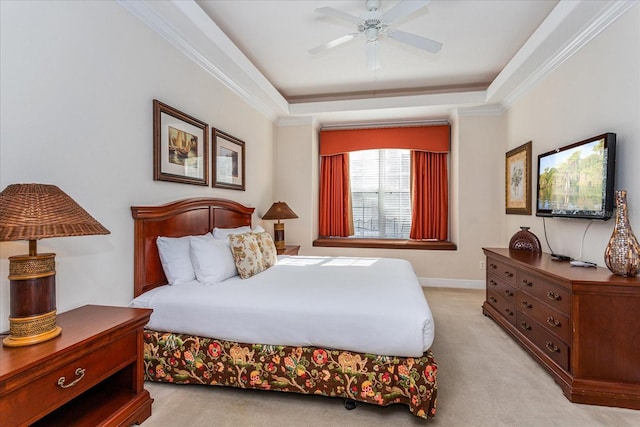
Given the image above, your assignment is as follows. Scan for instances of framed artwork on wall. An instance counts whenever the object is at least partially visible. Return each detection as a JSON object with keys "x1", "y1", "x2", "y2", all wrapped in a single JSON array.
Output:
[
  {"x1": 213, "y1": 129, "x2": 245, "y2": 191},
  {"x1": 505, "y1": 141, "x2": 532, "y2": 215},
  {"x1": 153, "y1": 99, "x2": 209, "y2": 186}
]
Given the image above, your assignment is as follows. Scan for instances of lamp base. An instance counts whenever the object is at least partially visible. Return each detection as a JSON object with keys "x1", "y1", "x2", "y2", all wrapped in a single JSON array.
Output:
[
  {"x1": 3, "y1": 253, "x2": 61, "y2": 347},
  {"x1": 3, "y1": 311, "x2": 62, "y2": 347},
  {"x1": 273, "y1": 222, "x2": 285, "y2": 250}
]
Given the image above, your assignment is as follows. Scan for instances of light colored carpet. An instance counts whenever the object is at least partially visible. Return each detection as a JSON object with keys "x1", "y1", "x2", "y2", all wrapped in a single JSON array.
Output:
[{"x1": 140, "y1": 288, "x2": 638, "y2": 426}]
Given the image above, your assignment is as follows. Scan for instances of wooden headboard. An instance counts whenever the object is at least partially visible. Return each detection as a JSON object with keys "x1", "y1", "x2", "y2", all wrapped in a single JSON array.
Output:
[{"x1": 131, "y1": 198, "x2": 254, "y2": 297}]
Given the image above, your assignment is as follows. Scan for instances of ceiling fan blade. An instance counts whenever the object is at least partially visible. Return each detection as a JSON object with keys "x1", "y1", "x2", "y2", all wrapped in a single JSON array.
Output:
[
  {"x1": 308, "y1": 33, "x2": 360, "y2": 55},
  {"x1": 366, "y1": 40, "x2": 380, "y2": 71},
  {"x1": 388, "y1": 29, "x2": 442, "y2": 53},
  {"x1": 315, "y1": 6, "x2": 363, "y2": 25},
  {"x1": 381, "y1": 0, "x2": 430, "y2": 24}
]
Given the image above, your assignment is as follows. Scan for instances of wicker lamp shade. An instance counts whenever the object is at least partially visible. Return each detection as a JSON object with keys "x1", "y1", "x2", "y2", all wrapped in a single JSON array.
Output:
[
  {"x1": 0, "y1": 183, "x2": 110, "y2": 241},
  {"x1": 262, "y1": 202, "x2": 298, "y2": 251},
  {"x1": 262, "y1": 201, "x2": 299, "y2": 222},
  {"x1": 0, "y1": 183, "x2": 110, "y2": 347}
]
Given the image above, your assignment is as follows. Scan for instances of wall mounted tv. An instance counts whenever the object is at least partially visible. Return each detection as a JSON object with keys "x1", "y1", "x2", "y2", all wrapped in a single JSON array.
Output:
[{"x1": 536, "y1": 132, "x2": 616, "y2": 220}]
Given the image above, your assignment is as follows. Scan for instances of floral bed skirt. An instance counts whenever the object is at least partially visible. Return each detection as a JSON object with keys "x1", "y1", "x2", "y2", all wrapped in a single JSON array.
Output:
[{"x1": 143, "y1": 329, "x2": 438, "y2": 419}]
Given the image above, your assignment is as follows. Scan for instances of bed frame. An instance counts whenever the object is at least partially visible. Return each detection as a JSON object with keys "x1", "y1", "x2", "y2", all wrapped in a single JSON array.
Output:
[{"x1": 131, "y1": 198, "x2": 438, "y2": 419}]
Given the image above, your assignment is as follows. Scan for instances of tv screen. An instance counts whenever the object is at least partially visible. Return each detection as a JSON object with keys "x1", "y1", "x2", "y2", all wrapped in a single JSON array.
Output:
[{"x1": 536, "y1": 133, "x2": 616, "y2": 220}]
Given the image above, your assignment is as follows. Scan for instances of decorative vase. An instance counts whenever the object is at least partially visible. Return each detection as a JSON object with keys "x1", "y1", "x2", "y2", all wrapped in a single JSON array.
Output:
[
  {"x1": 509, "y1": 226, "x2": 541, "y2": 252},
  {"x1": 604, "y1": 190, "x2": 640, "y2": 276}
]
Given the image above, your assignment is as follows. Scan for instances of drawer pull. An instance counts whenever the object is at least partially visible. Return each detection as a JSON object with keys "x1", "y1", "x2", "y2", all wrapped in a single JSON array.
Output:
[
  {"x1": 57, "y1": 368, "x2": 85, "y2": 389},
  {"x1": 489, "y1": 280, "x2": 498, "y2": 287},
  {"x1": 522, "y1": 280, "x2": 533, "y2": 287},
  {"x1": 546, "y1": 291, "x2": 561, "y2": 301},
  {"x1": 521, "y1": 300, "x2": 532, "y2": 309},
  {"x1": 504, "y1": 271, "x2": 514, "y2": 278},
  {"x1": 519, "y1": 321, "x2": 531, "y2": 331},
  {"x1": 489, "y1": 296, "x2": 498, "y2": 303},
  {"x1": 489, "y1": 263, "x2": 497, "y2": 270},
  {"x1": 504, "y1": 289, "x2": 514, "y2": 297},
  {"x1": 504, "y1": 309, "x2": 514, "y2": 317},
  {"x1": 545, "y1": 341, "x2": 560, "y2": 353},
  {"x1": 546, "y1": 316, "x2": 561, "y2": 327}
]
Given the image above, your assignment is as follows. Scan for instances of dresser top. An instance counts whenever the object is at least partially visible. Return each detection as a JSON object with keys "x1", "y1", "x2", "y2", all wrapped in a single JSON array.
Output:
[{"x1": 483, "y1": 248, "x2": 640, "y2": 287}]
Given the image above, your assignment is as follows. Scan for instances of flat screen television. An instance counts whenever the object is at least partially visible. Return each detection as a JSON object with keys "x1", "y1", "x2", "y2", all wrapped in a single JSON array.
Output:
[{"x1": 536, "y1": 132, "x2": 616, "y2": 220}]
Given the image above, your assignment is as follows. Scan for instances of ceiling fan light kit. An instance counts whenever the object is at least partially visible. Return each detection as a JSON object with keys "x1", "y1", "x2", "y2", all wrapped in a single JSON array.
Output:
[{"x1": 309, "y1": 0, "x2": 442, "y2": 71}]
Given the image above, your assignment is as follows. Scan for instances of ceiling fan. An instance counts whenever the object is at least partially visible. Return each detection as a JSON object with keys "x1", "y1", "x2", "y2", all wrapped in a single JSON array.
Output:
[{"x1": 309, "y1": 0, "x2": 442, "y2": 71}]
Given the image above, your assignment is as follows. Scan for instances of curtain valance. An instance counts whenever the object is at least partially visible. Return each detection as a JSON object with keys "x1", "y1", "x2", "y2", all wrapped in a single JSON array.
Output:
[{"x1": 319, "y1": 125, "x2": 450, "y2": 156}]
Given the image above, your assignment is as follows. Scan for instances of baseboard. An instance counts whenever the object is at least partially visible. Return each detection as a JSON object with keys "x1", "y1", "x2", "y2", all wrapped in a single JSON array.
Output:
[{"x1": 419, "y1": 277, "x2": 485, "y2": 290}]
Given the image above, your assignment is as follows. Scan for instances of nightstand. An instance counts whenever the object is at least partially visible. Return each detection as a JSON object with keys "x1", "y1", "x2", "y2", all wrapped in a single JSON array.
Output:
[
  {"x1": 0, "y1": 305, "x2": 153, "y2": 426},
  {"x1": 277, "y1": 245, "x2": 300, "y2": 256}
]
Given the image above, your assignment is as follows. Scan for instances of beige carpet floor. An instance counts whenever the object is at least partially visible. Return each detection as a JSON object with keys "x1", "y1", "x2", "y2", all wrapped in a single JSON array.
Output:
[{"x1": 141, "y1": 288, "x2": 639, "y2": 426}]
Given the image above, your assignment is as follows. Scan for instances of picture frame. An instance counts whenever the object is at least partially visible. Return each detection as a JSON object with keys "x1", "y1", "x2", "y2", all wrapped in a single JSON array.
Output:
[
  {"x1": 153, "y1": 99, "x2": 209, "y2": 186},
  {"x1": 213, "y1": 129, "x2": 245, "y2": 191},
  {"x1": 505, "y1": 141, "x2": 532, "y2": 215}
]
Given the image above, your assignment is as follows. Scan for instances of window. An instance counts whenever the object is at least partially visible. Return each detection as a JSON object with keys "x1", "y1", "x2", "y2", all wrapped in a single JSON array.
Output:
[
  {"x1": 350, "y1": 149, "x2": 411, "y2": 238},
  {"x1": 317, "y1": 125, "x2": 451, "y2": 247}
]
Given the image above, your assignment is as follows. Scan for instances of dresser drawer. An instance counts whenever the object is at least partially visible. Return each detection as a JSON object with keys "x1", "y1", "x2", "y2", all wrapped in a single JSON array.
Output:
[
  {"x1": 517, "y1": 290, "x2": 571, "y2": 344},
  {"x1": 517, "y1": 271, "x2": 570, "y2": 314},
  {"x1": 487, "y1": 274, "x2": 518, "y2": 304},
  {"x1": 2, "y1": 331, "x2": 137, "y2": 426},
  {"x1": 487, "y1": 257, "x2": 517, "y2": 286},
  {"x1": 516, "y1": 312, "x2": 569, "y2": 371},
  {"x1": 487, "y1": 289, "x2": 517, "y2": 326}
]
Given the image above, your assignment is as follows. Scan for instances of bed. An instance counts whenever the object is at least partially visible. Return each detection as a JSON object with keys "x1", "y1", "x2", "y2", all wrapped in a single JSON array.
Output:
[{"x1": 130, "y1": 198, "x2": 438, "y2": 419}]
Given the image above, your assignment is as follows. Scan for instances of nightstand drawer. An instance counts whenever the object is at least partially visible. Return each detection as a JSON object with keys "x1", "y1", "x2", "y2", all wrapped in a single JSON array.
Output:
[{"x1": 2, "y1": 331, "x2": 136, "y2": 426}]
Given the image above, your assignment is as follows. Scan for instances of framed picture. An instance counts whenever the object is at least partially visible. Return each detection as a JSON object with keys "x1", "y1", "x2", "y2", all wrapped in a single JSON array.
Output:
[
  {"x1": 213, "y1": 129, "x2": 245, "y2": 191},
  {"x1": 153, "y1": 99, "x2": 209, "y2": 186},
  {"x1": 505, "y1": 141, "x2": 532, "y2": 215}
]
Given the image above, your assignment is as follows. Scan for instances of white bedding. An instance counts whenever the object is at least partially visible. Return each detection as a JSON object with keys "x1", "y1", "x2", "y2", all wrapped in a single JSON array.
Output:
[{"x1": 130, "y1": 256, "x2": 435, "y2": 357}]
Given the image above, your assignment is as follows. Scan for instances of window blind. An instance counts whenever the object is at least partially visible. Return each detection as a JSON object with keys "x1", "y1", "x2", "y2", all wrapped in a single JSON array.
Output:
[{"x1": 350, "y1": 149, "x2": 411, "y2": 238}]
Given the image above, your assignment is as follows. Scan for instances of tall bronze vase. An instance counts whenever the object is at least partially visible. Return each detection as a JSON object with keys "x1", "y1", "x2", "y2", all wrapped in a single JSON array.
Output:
[{"x1": 604, "y1": 190, "x2": 639, "y2": 276}]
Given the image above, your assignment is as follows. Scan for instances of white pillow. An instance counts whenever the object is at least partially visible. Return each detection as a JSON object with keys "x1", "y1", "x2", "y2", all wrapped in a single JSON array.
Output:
[
  {"x1": 252, "y1": 225, "x2": 266, "y2": 233},
  {"x1": 156, "y1": 236, "x2": 196, "y2": 285},
  {"x1": 212, "y1": 226, "x2": 252, "y2": 241},
  {"x1": 190, "y1": 233, "x2": 238, "y2": 284}
]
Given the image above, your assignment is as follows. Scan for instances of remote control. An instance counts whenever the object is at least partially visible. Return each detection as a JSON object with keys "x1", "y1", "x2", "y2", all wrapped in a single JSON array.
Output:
[{"x1": 569, "y1": 260, "x2": 597, "y2": 268}]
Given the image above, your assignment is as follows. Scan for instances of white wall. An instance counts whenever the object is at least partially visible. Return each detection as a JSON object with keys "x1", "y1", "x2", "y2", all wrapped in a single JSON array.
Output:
[
  {"x1": 505, "y1": 4, "x2": 639, "y2": 265},
  {"x1": 0, "y1": 1, "x2": 275, "y2": 332}
]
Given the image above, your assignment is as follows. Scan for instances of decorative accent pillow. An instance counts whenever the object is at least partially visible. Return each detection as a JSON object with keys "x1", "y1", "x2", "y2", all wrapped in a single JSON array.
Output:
[
  {"x1": 252, "y1": 231, "x2": 278, "y2": 268},
  {"x1": 189, "y1": 233, "x2": 238, "y2": 284},
  {"x1": 156, "y1": 235, "x2": 197, "y2": 285},
  {"x1": 229, "y1": 233, "x2": 266, "y2": 279},
  {"x1": 212, "y1": 226, "x2": 252, "y2": 246}
]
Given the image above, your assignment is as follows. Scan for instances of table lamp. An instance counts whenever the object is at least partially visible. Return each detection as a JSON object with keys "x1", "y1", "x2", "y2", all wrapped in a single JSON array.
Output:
[
  {"x1": 261, "y1": 201, "x2": 298, "y2": 251},
  {"x1": 0, "y1": 183, "x2": 110, "y2": 347}
]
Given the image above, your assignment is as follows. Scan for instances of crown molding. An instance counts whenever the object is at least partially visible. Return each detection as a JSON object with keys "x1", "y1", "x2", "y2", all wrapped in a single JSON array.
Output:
[
  {"x1": 119, "y1": 0, "x2": 637, "y2": 125},
  {"x1": 488, "y1": 0, "x2": 637, "y2": 108},
  {"x1": 456, "y1": 105, "x2": 505, "y2": 117},
  {"x1": 117, "y1": 0, "x2": 288, "y2": 120}
]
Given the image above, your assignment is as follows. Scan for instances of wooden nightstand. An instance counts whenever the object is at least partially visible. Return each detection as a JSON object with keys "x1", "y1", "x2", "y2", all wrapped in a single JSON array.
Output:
[
  {"x1": 277, "y1": 245, "x2": 300, "y2": 256},
  {"x1": 0, "y1": 305, "x2": 153, "y2": 426}
]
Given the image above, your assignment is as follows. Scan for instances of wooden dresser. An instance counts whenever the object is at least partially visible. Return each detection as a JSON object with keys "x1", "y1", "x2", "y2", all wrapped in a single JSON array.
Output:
[
  {"x1": 0, "y1": 305, "x2": 153, "y2": 426},
  {"x1": 482, "y1": 248, "x2": 640, "y2": 410}
]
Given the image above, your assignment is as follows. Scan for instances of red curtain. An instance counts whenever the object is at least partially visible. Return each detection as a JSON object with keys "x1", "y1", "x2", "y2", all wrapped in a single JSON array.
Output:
[
  {"x1": 410, "y1": 151, "x2": 448, "y2": 240},
  {"x1": 319, "y1": 153, "x2": 354, "y2": 237}
]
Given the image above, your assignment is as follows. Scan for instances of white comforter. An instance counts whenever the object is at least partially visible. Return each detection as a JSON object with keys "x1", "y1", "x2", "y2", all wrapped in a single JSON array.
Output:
[{"x1": 130, "y1": 256, "x2": 434, "y2": 357}]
